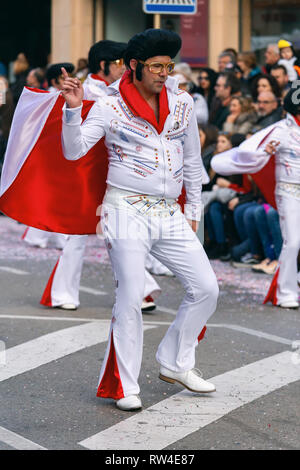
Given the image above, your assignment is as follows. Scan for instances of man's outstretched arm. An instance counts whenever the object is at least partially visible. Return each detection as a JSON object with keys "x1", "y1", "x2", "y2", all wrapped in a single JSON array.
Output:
[{"x1": 60, "y1": 67, "x2": 105, "y2": 161}]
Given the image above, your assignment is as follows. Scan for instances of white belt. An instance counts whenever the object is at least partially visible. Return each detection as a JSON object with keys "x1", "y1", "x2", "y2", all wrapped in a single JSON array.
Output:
[
  {"x1": 277, "y1": 182, "x2": 300, "y2": 200},
  {"x1": 104, "y1": 186, "x2": 180, "y2": 217}
]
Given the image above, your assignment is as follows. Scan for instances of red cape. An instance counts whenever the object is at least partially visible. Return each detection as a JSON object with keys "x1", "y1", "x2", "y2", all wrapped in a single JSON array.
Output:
[{"x1": 0, "y1": 94, "x2": 108, "y2": 234}]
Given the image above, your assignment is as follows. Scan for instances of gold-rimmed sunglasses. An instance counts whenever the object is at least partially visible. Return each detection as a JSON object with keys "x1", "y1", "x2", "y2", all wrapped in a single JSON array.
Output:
[
  {"x1": 139, "y1": 60, "x2": 175, "y2": 74},
  {"x1": 110, "y1": 58, "x2": 124, "y2": 67}
]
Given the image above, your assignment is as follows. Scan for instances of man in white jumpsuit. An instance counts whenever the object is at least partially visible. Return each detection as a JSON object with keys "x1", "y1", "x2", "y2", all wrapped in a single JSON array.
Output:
[
  {"x1": 61, "y1": 29, "x2": 219, "y2": 411},
  {"x1": 40, "y1": 44, "x2": 161, "y2": 311},
  {"x1": 212, "y1": 86, "x2": 300, "y2": 309}
]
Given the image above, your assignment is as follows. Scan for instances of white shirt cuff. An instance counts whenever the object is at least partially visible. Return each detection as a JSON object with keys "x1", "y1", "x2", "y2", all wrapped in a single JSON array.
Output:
[{"x1": 184, "y1": 203, "x2": 203, "y2": 222}]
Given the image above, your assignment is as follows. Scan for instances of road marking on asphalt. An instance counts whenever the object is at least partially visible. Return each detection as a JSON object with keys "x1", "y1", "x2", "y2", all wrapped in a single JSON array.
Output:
[
  {"x1": 0, "y1": 314, "x2": 111, "y2": 323},
  {"x1": 0, "y1": 266, "x2": 29, "y2": 275},
  {"x1": 0, "y1": 322, "x2": 156, "y2": 383},
  {"x1": 0, "y1": 314, "x2": 296, "y2": 346},
  {"x1": 79, "y1": 286, "x2": 107, "y2": 296},
  {"x1": 209, "y1": 323, "x2": 295, "y2": 346},
  {"x1": 79, "y1": 350, "x2": 300, "y2": 450},
  {"x1": 0, "y1": 426, "x2": 47, "y2": 450},
  {"x1": 155, "y1": 306, "x2": 177, "y2": 315}
]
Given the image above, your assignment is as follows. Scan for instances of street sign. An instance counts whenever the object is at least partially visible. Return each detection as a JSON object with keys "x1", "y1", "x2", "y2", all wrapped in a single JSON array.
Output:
[{"x1": 143, "y1": 0, "x2": 197, "y2": 15}]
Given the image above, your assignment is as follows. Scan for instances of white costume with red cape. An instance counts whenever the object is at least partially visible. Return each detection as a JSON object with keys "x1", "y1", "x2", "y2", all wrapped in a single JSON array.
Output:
[
  {"x1": 0, "y1": 73, "x2": 216, "y2": 399},
  {"x1": 211, "y1": 114, "x2": 300, "y2": 307},
  {"x1": 8, "y1": 74, "x2": 161, "y2": 308},
  {"x1": 60, "y1": 71, "x2": 218, "y2": 400},
  {"x1": 43, "y1": 74, "x2": 160, "y2": 308}
]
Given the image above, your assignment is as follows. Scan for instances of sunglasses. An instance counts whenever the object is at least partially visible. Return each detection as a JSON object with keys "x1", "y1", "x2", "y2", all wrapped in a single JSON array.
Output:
[
  {"x1": 139, "y1": 60, "x2": 175, "y2": 74},
  {"x1": 199, "y1": 76, "x2": 209, "y2": 80},
  {"x1": 110, "y1": 58, "x2": 124, "y2": 67}
]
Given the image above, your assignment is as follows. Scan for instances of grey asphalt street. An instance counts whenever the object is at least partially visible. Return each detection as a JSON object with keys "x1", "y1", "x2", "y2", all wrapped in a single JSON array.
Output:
[{"x1": 0, "y1": 217, "x2": 299, "y2": 451}]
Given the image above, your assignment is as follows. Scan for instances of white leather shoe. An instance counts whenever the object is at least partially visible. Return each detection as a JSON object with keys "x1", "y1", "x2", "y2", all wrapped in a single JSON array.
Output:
[
  {"x1": 279, "y1": 301, "x2": 299, "y2": 309},
  {"x1": 141, "y1": 298, "x2": 156, "y2": 312},
  {"x1": 58, "y1": 303, "x2": 77, "y2": 311},
  {"x1": 116, "y1": 395, "x2": 142, "y2": 411},
  {"x1": 159, "y1": 366, "x2": 216, "y2": 393}
]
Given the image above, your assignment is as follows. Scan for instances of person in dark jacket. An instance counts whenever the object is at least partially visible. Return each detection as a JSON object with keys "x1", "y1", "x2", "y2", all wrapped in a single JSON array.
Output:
[
  {"x1": 251, "y1": 90, "x2": 283, "y2": 132},
  {"x1": 209, "y1": 71, "x2": 241, "y2": 130}
]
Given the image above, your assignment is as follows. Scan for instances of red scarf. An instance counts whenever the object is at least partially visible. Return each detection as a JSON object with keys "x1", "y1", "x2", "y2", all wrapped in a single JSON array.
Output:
[
  {"x1": 119, "y1": 70, "x2": 169, "y2": 134},
  {"x1": 91, "y1": 74, "x2": 109, "y2": 86}
]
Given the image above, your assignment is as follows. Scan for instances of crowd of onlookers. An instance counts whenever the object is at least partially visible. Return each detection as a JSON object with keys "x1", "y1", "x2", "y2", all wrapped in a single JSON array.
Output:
[
  {"x1": 171, "y1": 39, "x2": 300, "y2": 275},
  {"x1": 0, "y1": 38, "x2": 300, "y2": 275}
]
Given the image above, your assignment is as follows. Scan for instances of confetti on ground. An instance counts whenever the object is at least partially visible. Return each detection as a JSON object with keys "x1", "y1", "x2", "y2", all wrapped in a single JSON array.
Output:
[{"x1": 0, "y1": 217, "x2": 272, "y2": 298}]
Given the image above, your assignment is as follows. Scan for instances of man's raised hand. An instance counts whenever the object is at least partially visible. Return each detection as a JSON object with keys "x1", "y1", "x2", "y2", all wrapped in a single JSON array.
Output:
[
  {"x1": 61, "y1": 67, "x2": 84, "y2": 108},
  {"x1": 265, "y1": 140, "x2": 280, "y2": 155}
]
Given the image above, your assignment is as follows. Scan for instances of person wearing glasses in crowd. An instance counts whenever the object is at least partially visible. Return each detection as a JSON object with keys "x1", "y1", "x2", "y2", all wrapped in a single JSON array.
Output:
[
  {"x1": 197, "y1": 67, "x2": 218, "y2": 111},
  {"x1": 251, "y1": 90, "x2": 283, "y2": 133},
  {"x1": 61, "y1": 28, "x2": 219, "y2": 411}
]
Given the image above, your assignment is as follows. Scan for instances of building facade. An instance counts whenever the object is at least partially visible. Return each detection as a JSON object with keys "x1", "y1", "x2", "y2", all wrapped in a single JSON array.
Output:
[{"x1": 0, "y1": 0, "x2": 299, "y2": 71}]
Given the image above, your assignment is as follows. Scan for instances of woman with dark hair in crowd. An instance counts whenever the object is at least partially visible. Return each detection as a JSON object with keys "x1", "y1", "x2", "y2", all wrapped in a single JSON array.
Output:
[
  {"x1": 197, "y1": 67, "x2": 218, "y2": 110},
  {"x1": 251, "y1": 74, "x2": 281, "y2": 102}
]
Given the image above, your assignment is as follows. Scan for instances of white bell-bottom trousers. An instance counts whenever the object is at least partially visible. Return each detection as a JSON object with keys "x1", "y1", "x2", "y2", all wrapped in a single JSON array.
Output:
[
  {"x1": 41, "y1": 237, "x2": 160, "y2": 307},
  {"x1": 97, "y1": 188, "x2": 219, "y2": 400},
  {"x1": 23, "y1": 227, "x2": 67, "y2": 249},
  {"x1": 276, "y1": 189, "x2": 300, "y2": 304}
]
